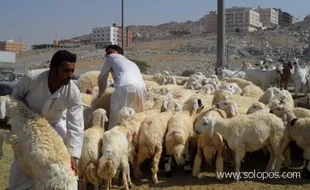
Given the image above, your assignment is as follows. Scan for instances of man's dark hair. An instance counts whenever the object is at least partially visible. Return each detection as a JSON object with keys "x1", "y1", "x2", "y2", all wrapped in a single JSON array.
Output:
[
  {"x1": 105, "y1": 44, "x2": 124, "y2": 55},
  {"x1": 50, "y1": 50, "x2": 77, "y2": 69}
]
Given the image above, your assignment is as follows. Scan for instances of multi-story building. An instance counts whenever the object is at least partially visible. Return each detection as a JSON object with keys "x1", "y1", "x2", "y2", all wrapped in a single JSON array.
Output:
[
  {"x1": 0, "y1": 39, "x2": 27, "y2": 53},
  {"x1": 256, "y1": 6, "x2": 279, "y2": 27},
  {"x1": 204, "y1": 11, "x2": 218, "y2": 33},
  {"x1": 276, "y1": 9, "x2": 298, "y2": 27},
  {"x1": 91, "y1": 25, "x2": 132, "y2": 48},
  {"x1": 204, "y1": 6, "x2": 263, "y2": 33}
]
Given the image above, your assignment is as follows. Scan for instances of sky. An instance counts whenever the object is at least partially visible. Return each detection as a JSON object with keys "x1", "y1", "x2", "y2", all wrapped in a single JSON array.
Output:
[{"x1": 0, "y1": 0, "x2": 308, "y2": 50}]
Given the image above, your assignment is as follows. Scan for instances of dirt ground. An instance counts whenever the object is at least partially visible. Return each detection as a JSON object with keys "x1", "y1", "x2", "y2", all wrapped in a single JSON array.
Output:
[{"x1": 1, "y1": 127, "x2": 309, "y2": 190}]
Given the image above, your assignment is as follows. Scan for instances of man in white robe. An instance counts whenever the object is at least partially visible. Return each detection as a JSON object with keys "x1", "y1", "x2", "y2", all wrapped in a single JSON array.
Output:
[
  {"x1": 8, "y1": 50, "x2": 84, "y2": 190},
  {"x1": 98, "y1": 45, "x2": 147, "y2": 130}
]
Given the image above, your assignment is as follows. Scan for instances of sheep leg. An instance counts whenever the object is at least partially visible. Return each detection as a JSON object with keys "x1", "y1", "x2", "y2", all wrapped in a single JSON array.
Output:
[
  {"x1": 133, "y1": 146, "x2": 149, "y2": 179},
  {"x1": 265, "y1": 144, "x2": 275, "y2": 172},
  {"x1": 192, "y1": 147, "x2": 203, "y2": 177},
  {"x1": 93, "y1": 184, "x2": 100, "y2": 190},
  {"x1": 283, "y1": 146, "x2": 292, "y2": 168},
  {"x1": 151, "y1": 145, "x2": 162, "y2": 184},
  {"x1": 269, "y1": 138, "x2": 283, "y2": 173},
  {"x1": 121, "y1": 158, "x2": 131, "y2": 190},
  {"x1": 80, "y1": 175, "x2": 87, "y2": 190},
  {"x1": 234, "y1": 148, "x2": 245, "y2": 181},
  {"x1": 0, "y1": 131, "x2": 9, "y2": 160},
  {"x1": 104, "y1": 179, "x2": 110, "y2": 190},
  {"x1": 164, "y1": 153, "x2": 172, "y2": 177},
  {"x1": 183, "y1": 143, "x2": 192, "y2": 173},
  {"x1": 215, "y1": 144, "x2": 224, "y2": 181}
]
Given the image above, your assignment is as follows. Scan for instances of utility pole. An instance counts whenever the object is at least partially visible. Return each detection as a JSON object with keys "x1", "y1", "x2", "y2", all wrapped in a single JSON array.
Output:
[
  {"x1": 121, "y1": 0, "x2": 125, "y2": 53},
  {"x1": 19, "y1": 37, "x2": 22, "y2": 63},
  {"x1": 226, "y1": 31, "x2": 229, "y2": 68},
  {"x1": 216, "y1": 0, "x2": 225, "y2": 74}
]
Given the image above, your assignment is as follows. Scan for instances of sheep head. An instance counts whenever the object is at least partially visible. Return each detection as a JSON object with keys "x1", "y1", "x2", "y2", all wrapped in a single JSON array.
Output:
[
  {"x1": 86, "y1": 108, "x2": 108, "y2": 129},
  {"x1": 117, "y1": 107, "x2": 136, "y2": 124},
  {"x1": 220, "y1": 83, "x2": 241, "y2": 94},
  {"x1": 259, "y1": 87, "x2": 286, "y2": 104},
  {"x1": 195, "y1": 115, "x2": 216, "y2": 137},
  {"x1": 247, "y1": 102, "x2": 270, "y2": 114},
  {"x1": 182, "y1": 97, "x2": 204, "y2": 115},
  {"x1": 216, "y1": 100, "x2": 238, "y2": 118},
  {"x1": 269, "y1": 105, "x2": 294, "y2": 124},
  {"x1": 162, "y1": 97, "x2": 183, "y2": 113}
]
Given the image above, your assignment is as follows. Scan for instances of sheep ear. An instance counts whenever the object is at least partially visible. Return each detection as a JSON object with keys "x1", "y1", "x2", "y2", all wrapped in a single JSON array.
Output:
[
  {"x1": 0, "y1": 99, "x2": 6, "y2": 119},
  {"x1": 104, "y1": 114, "x2": 109, "y2": 122},
  {"x1": 163, "y1": 99, "x2": 169, "y2": 110},
  {"x1": 176, "y1": 101, "x2": 183, "y2": 112},
  {"x1": 193, "y1": 100, "x2": 199, "y2": 111},
  {"x1": 208, "y1": 120, "x2": 215, "y2": 137},
  {"x1": 281, "y1": 113, "x2": 287, "y2": 123},
  {"x1": 229, "y1": 103, "x2": 237, "y2": 117}
]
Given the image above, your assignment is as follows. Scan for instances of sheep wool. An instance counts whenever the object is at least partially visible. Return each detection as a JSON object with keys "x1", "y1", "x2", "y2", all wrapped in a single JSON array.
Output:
[{"x1": 0, "y1": 95, "x2": 77, "y2": 190}]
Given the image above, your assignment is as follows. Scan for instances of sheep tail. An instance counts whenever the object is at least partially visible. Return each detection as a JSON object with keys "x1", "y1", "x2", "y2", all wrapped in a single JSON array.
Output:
[
  {"x1": 173, "y1": 144, "x2": 185, "y2": 165},
  {"x1": 85, "y1": 163, "x2": 101, "y2": 185},
  {"x1": 98, "y1": 156, "x2": 118, "y2": 180}
]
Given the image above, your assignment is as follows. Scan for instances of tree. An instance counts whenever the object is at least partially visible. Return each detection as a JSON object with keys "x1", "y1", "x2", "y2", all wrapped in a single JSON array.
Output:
[{"x1": 129, "y1": 59, "x2": 151, "y2": 74}]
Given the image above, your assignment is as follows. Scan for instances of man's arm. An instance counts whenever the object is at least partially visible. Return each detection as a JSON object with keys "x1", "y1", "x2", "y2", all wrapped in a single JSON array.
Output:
[
  {"x1": 10, "y1": 72, "x2": 31, "y2": 100},
  {"x1": 98, "y1": 57, "x2": 112, "y2": 97},
  {"x1": 66, "y1": 91, "x2": 84, "y2": 159}
]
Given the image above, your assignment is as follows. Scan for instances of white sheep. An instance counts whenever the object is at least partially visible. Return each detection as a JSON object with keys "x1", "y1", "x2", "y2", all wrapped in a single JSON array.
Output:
[
  {"x1": 220, "y1": 77, "x2": 253, "y2": 89},
  {"x1": 79, "y1": 108, "x2": 109, "y2": 190},
  {"x1": 97, "y1": 126, "x2": 132, "y2": 190},
  {"x1": 220, "y1": 83, "x2": 242, "y2": 94},
  {"x1": 199, "y1": 84, "x2": 216, "y2": 94},
  {"x1": 258, "y1": 87, "x2": 286, "y2": 105},
  {"x1": 215, "y1": 100, "x2": 240, "y2": 118},
  {"x1": 76, "y1": 70, "x2": 113, "y2": 94},
  {"x1": 246, "y1": 102, "x2": 271, "y2": 114},
  {"x1": 192, "y1": 107, "x2": 228, "y2": 180},
  {"x1": 195, "y1": 110, "x2": 288, "y2": 181},
  {"x1": 290, "y1": 57, "x2": 310, "y2": 94},
  {"x1": 0, "y1": 95, "x2": 78, "y2": 189},
  {"x1": 117, "y1": 107, "x2": 136, "y2": 125},
  {"x1": 133, "y1": 97, "x2": 182, "y2": 183},
  {"x1": 164, "y1": 97, "x2": 205, "y2": 176},
  {"x1": 270, "y1": 105, "x2": 310, "y2": 178},
  {"x1": 241, "y1": 84, "x2": 264, "y2": 97},
  {"x1": 211, "y1": 89, "x2": 232, "y2": 106}
]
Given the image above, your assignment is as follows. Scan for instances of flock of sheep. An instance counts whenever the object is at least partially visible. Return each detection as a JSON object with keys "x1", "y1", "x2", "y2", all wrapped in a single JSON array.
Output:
[{"x1": 1, "y1": 57, "x2": 310, "y2": 190}]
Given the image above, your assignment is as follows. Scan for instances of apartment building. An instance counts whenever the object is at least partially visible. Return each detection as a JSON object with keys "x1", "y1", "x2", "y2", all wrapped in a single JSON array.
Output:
[
  {"x1": 0, "y1": 39, "x2": 27, "y2": 53},
  {"x1": 256, "y1": 6, "x2": 279, "y2": 27},
  {"x1": 91, "y1": 25, "x2": 132, "y2": 48},
  {"x1": 205, "y1": 6, "x2": 263, "y2": 33},
  {"x1": 276, "y1": 9, "x2": 298, "y2": 27}
]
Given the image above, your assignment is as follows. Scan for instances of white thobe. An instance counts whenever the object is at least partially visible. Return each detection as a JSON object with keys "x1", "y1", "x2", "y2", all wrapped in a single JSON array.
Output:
[
  {"x1": 8, "y1": 69, "x2": 84, "y2": 190},
  {"x1": 98, "y1": 54, "x2": 147, "y2": 129}
]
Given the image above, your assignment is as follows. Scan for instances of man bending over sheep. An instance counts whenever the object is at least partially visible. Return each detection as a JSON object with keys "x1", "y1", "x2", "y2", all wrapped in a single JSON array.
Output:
[
  {"x1": 8, "y1": 50, "x2": 84, "y2": 189},
  {"x1": 98, "y1": 45, "x2": 147, "y2": 130}
]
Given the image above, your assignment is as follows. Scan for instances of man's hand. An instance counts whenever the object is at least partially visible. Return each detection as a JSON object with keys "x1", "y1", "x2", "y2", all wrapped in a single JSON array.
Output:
[{"x1": 71, "y1": 156, "x2": 79, "y2": 176}]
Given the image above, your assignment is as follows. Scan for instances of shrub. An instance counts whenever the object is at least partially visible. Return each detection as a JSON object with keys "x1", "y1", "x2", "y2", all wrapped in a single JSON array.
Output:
[
  {"x1": 181, "y1": 69, "x2": 195, "y2": 77},
  {"x1": 129, "y1": 59, "x2": 151, "y2": 74}
]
